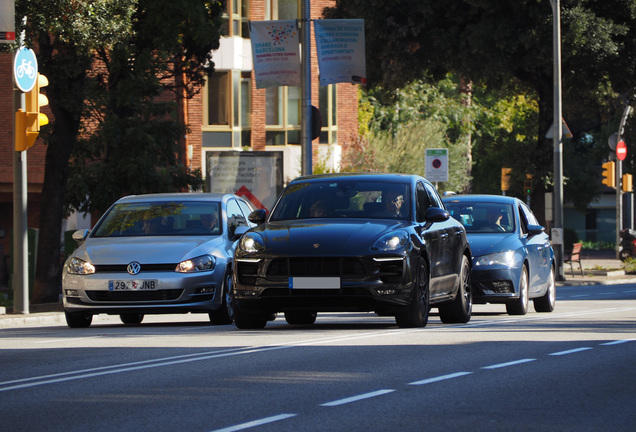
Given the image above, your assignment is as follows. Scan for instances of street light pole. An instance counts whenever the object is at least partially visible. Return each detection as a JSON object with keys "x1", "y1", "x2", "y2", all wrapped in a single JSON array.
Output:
[{"x1": 550, "y1": 0, "x2": 565, "y2": 281}]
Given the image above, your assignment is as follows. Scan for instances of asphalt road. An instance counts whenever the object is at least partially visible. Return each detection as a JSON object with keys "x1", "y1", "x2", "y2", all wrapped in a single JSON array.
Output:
[{"x1": 1, "y1": 283, "x2": 635, "y2": 432}]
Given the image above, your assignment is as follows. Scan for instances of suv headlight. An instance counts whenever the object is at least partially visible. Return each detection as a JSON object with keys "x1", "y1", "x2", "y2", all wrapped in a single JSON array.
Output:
[
  {"x1": 239, "y1": 232, "x2": 265, "y2": 253},
  {"x1": 372, "y1": 231, "x2": 409, "y2": 251},
  {"x1": 474, "y1": 250, "x2": 518, "y2": 267},
  {"x1": 66, "y1": 257, "x2": 96, "y2": 275},
  {"x1": 176, "y1": 255, "x2": 216, "y2": 273}
]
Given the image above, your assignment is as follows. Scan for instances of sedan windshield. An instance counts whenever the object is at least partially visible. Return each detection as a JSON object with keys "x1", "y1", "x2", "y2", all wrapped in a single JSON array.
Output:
[
  {"x1": 446, "y1": 202, "x2": 515, "y2": 233},
  {"x1": 92, "y1": 201, "x2": 222, "y2": 237},
  {"x1": 270, "y1": 180, "x2": 410, "y2": 221}
]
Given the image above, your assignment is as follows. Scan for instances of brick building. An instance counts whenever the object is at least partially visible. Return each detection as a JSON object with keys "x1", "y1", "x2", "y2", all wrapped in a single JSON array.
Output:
[{"x1": 0, "y1": 0, "x2": 360, "y2": 288}]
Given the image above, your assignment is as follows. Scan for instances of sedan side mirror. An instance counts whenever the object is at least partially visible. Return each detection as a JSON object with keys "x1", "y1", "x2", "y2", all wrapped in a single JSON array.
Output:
[
  {"x1": 527, "y1": 224, "x2": 545, "y2": 236},
  {"x1": 72, "y1": 229, "x2": 89, "y2": 244},
  {"x1": 248, "y1": 209, "x2": 268, "y2": 224},
  {"x1": 425, "y1": 207, "x2": 450, "y2": 223}
]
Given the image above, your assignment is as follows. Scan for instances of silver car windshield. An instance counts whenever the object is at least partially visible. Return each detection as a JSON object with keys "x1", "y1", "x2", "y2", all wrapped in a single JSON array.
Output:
[
  {"x1": 91, "y1": 201, "x2": 222, "y2": 237},
  {"x1": 270, "y1": 180, "x2": 410, "y2": 221},
  {"x1": 445, "y1": 202, "x2": 515, "y2": 233}
]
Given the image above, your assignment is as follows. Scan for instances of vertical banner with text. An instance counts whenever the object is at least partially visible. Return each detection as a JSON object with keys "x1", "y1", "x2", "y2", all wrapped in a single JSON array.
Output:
[
  {"x1": 314, "y1": 19, "x2": 366, "y2": 86},
  {"x1": 250, "y1": 20, "x2": 301, "y2": 89}
]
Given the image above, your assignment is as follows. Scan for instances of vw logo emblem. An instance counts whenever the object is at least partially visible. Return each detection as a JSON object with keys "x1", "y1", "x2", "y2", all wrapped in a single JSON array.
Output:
[{"x1": 127, "y1": 262, "x2": 141, "y2": 275}]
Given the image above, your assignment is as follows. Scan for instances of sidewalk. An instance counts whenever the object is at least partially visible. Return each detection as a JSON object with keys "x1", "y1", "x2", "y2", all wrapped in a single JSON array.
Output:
[{"x1": 1, "y1": 251, "x2": 635, "y2": 328}]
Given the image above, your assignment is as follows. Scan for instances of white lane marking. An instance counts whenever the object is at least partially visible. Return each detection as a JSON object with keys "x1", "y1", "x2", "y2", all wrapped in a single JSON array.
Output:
[
  {"x1": 549, "y1": 347, "x2": 593, "y2": 356},
  {"x1": 482, "y1": 358, "x2": 536, "y2": 369},
  {"x1": 571, "y1": 294, "x2": 590, "y2": 298},
  {"x1": 408, "y1": 371, "x2": 473, "y2": 386},
  {"x1": 320, "y1": 389, "x2": 395, "y2": 407},
  {"x1": 210, "y1": 413, "x2": 297, "y2": 432},
  {"x1": 601, "y1": 339, "x2": 635, "y2": 345}
]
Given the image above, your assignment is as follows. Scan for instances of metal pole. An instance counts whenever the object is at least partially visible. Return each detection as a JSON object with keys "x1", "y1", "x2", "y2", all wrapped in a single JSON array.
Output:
[
  {"x1": 13, "y1": 92, "x2": 29, "y2": 314},
  {"x1": 616, "y1": 105, "x2": 632, "y2": 257},
  {"x1": 300, "y1": 0, "x2": 312, "y2": 176},
  {"x1": 551, "y1": 0, "x2": 565, "y2": 281}
]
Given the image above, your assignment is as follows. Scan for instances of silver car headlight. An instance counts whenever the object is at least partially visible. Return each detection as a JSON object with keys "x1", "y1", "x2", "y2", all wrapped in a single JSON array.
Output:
[
  {"x1": 474, "y1": 250, "x2": 518, "y2": 267},
  {"x1": 176, "y1": 254, "x2": 216, "y2": 273},
  {"x1": 239, "y1": 232, "x2": 265, "y2": 253},
  {"x1": 66, "y1": 257, "x2": 96, "y2": 275},
  {"x1": 372, "y1": 231, "x2": 409, "y2": 251}
]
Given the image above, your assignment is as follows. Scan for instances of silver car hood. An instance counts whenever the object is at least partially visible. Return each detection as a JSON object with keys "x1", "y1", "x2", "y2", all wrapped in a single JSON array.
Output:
[{"x1": 73, "y1": 236, "x2": 226, "y2": 264}]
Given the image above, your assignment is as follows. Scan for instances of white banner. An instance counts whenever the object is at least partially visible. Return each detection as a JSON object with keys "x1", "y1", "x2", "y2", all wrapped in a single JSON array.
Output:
[
  {"x1": 314, "y1": 19, "x2": 366, "y2": 86},
  {"x1": 250, "y1": 20, "x2": 301, "y2": 88}
]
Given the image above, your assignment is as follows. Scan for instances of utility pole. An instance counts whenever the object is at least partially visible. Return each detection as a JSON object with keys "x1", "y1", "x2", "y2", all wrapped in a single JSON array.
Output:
[{"x1": 550, "y1": 0, "x2": 564, "y2": 281}]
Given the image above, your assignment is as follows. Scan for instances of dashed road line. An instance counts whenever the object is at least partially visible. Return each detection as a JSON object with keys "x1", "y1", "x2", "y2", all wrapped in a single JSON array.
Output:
[
  {"x1": 482, "y1": 358, "x2": 536, "y2": 369},
  {"x1": 210, "y1": 413, "x2": 297, "y2": 432},
  {"x1": 549, "y1": 347, "x2": 593, "y2": 356},
  {"x1": 320, "y1": 389, "x2": 396, "y2": 407},
  {"x1": 408, "y1": 371, "x2": 473, "y2": 386}
]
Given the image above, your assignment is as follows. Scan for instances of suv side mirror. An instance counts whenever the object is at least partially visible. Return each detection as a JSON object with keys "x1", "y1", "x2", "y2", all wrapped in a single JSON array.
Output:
[{"x1": 248, "y1": 209, "x2": 267, "y2": 224}]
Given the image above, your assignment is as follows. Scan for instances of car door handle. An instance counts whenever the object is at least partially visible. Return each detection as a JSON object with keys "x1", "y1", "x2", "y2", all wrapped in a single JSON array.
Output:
[{"x1": 441, "y1": 233, "x2": 449, "y2": 240}]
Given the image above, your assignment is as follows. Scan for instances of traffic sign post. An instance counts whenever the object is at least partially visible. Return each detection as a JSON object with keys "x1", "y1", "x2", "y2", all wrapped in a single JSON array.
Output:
[{"x1": 425, "y1": 148, "x2": 449, "y2": 184}]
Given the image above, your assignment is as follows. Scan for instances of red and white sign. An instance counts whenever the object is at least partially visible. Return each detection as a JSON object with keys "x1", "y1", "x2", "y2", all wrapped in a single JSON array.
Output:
[{"x1": 617, "y1": 140, "x2": 627, "y2": 161}]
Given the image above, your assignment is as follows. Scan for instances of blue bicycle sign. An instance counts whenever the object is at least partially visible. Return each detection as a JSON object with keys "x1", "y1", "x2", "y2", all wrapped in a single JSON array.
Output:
[{"x1": 14, "y1": 48, "x2": 38, "y2": 92}]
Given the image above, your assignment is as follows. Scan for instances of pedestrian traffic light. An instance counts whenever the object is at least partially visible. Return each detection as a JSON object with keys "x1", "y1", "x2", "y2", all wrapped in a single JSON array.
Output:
[
  {"x1": 524, "y1": 174, "x2": 533, "y2": 195},
  {"x1": 501, "y1": 167, "x2": 512, "y2": 192},
  {"x1": 623, "y1": 173, "x2": 633, "y2": 192},
  {"x1": 602, "y1": 161, "x2": 616, "y2": 188}
]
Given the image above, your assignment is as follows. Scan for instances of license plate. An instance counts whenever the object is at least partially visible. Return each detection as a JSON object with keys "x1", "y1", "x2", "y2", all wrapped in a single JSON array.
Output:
[
  {"x1": 108, "y1": 280, "x2": 158, "y2": 291},
  {"x1": 289, "y1": 277, "x2": 340, "y2": 289}
]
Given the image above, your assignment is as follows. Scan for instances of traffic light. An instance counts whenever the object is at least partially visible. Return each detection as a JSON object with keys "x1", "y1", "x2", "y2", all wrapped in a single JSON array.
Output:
[
  {"x1": 623, "y1": 173, "x2": 633, "y2": 192},
  {"x1": 602, "y1": 161, "x2": 616, "y2": 188},
  {"x1": 524, "y1": 174, "x2": 533, "y2": 195},
  {"x1": 501, "y1": 168, "x2": 512, "y2": 192},
  {"x1": 23, "y1": 73, "x2": 49, "y2": 148}
]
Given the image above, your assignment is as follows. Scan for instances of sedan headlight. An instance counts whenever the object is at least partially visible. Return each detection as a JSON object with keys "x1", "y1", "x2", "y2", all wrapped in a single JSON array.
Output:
[
  {"x1": 372, "y1": 231, "x2": 409, "y2": 251},
  {"x1": 239, "y1": 232, "x2": 265, "y2": 253},
  {"x1": 66, "y1": 257, "x2": 96, "y2": 275},
  {"x1": 176, "y1": 255, "x2": 216, "y2": 273},
  {"x1": 474, "y1": 250, "x2": 518, "y2": 267}
]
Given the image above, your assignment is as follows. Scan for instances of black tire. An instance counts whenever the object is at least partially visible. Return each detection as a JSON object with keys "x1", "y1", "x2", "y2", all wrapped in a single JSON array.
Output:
[
  {"x1": 284, "y1": 311, "x2": 317, "y2": 325},
  {"x1": 439, "y1": 255, "x2": 472, "y2": 324},
  {"x1": 210, "y1": 273, "x2": 234, "y2": 325},
  {"x1": 65, "y1": 311, "x2": 93, "y2": 328},
  {"x1": 233, "y1": 308, "x2": 268, "y2": 329},
  {"x1": 120, "y1": 313, "x2": 144, "y2": 325},
  {"x1": 534, "y1": 265, "x2": 556, "y2": 313},
  {"x1": 507, "y1": 264, "x2": 529, "y2": 315},
  {"x1": 395, "y1": 258, "x2": 430, "y2": 328}
]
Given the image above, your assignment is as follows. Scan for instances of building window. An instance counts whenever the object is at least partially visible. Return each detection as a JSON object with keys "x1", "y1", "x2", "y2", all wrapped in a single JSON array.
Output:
[
  {"x1": 266, "y1": 0, "x2": 299, "y2": 20},
  {"x1": 204, "y1": 71, "x2": 251, "y2": 148},
  {"x1": 319, "y1": 84, "x2": 338, "y2": 144},
  {"x1": 265, "y1": 86, "x2": 301, "y2": 145},
  {"x1": 222, "y1": 0, "x2": 250, "y2": 38}
]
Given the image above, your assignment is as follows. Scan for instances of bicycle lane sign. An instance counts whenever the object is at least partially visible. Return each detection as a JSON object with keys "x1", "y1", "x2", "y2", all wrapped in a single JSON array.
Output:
[{"x1": 14, "y1": 47, "x2": 38, "y2": 92}]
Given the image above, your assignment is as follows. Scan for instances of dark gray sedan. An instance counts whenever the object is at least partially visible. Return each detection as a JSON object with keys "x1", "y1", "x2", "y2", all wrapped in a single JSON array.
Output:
[
  {"x1": 233, "y1": 173, "x2": 473, "y2": 329},
  {"x1": 62, "y1": 193, "x2": 255, "y2": 327}
]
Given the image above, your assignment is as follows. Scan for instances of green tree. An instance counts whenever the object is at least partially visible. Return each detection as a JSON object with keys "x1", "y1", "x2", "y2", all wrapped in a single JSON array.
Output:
[{"x1": 14, "y1": 0, "x2": 224, "y2": 303}]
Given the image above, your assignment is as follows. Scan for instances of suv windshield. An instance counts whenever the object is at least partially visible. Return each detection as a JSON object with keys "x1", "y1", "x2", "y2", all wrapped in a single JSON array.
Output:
[
  {"x1": 270, "y1": 180, "x2": 410, "y2": 221},
  {"x1": 92, "y1": 201, "x2": 222, "y2": 237}
]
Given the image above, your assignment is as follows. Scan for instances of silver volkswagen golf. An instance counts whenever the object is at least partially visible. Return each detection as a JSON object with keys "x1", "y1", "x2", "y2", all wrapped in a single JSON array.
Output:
[{"x1": 62, "y1": 193, "x2": 255, "y2": 327}]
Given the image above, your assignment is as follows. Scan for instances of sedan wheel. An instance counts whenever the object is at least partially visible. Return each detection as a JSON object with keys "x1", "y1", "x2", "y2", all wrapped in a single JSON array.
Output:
[
  {"x1": 284, "y1": 311, "x2": 317, "y2": 325},
  {"x1": 507, "y1": 264, "x2": 529, "y2": 315},
  {"x1": 65, "y1": 311, "x2": 93, "y2": 328},
  {"x1": 210, "y1": 273, "x2": 234, "y2": 325},
  {"x1": 395, "y1": 258, "x2": 430, "y2": 328},
  {"x1": 534, "y1": 265, "x2": 556, "y2": 313},
  {"x1": 439, "y1": 255, "x2": 472, "y2": 324},
  {"x1": 120, "y1": 313, "x2": 144, "y2": 325}
]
